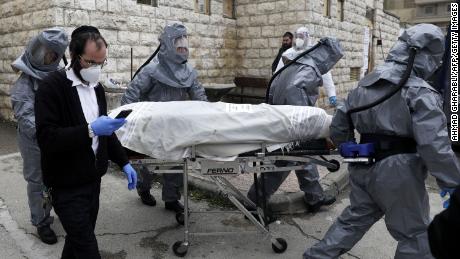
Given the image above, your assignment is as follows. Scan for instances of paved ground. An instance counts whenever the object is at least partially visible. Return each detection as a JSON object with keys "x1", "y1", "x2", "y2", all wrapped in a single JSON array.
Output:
[
  {"x1": 0, "y1": 121, "x2": 449, "y2": 259},
  {"x1": 204, "y1": 160, "x2": 331, "y2": 194},
  {"x1": 0, "y1": 120, "x2": 18, "y2": 155}
]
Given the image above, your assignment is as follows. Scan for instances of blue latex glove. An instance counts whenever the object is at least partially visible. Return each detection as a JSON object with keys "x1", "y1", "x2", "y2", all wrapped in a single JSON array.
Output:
[
  {"x1": 90, "y1": 116, "x2": 126, "y2": 136},
  {"x1": 122, "y1": 164, "x2": 137, "y2": 190},
  {"x1": 329, "y1": 96, "x2": 337, "y2": 106},
  {"x1": 440, "y1": 188, "x2": 455, "y2": 208}
]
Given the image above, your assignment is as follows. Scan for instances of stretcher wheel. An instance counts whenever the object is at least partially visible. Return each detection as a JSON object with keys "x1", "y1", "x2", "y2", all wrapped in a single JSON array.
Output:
[
  {"x1": 172, "y1": 241, "x2": 188, "y2": 257},
  {"x1": 271, "y1": 238, "x2": 288, "y2": 253},
  {"x1": 175, "y1": 213, "x2": 184, "y2": 225},
  {"x1": 327, "y1": 159, "x2": 340, "y2": 173}
]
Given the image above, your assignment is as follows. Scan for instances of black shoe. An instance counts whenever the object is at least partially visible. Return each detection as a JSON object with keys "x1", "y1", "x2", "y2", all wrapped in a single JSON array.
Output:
[
  {"x1": 138, "y1": 191, "x2": 157, "y2": 206},
  {"x1": 165, "y1": 201, "x2": 184, "y2": 214},
  {"x1": 306, "y1": 195, "x2": 336, "y2": 213},
  {"x1": 37, "y1": 225, "x2": 57, "y2": 245}
]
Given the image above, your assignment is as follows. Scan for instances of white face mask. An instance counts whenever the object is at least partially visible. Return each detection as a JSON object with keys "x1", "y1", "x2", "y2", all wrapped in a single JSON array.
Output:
[
  {"x1": 80, "y1": 66, "x2": 102, "y2": 84},
  {"x1": 295, "y1": 38, "x2": 305, "y2": 50}
]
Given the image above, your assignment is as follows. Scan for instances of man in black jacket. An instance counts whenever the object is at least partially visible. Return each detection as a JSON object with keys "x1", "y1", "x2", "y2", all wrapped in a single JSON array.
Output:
[
  {"x1": 35, "y1": 26, "x2": 137, "y2": 259},
  {"x1": 271, "y1": 32, "x2": 293, "y2": 73},
  {"x1": 428, "y1": 187, "x2": 460, "y2": 259}
]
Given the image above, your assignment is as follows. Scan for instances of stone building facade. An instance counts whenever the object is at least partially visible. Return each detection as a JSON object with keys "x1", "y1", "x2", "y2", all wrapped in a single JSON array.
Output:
[
  {"x1": 0, "y1": 0, "x2": 401, "y2": 120},
  {"x1": 384, "y1": 0, "x2": 451, "y2": 31},
  {"x1": 235, "y1": 0, "x2": 401, "y2": 106}
]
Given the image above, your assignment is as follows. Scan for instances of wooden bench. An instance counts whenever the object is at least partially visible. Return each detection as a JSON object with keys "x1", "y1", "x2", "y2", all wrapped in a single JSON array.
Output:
[{"x1": 224, "y1": 77, "x2": 269, "y2": 104}]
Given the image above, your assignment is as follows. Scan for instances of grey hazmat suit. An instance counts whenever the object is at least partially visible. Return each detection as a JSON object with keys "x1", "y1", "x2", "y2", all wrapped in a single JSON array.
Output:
[
  {"x1": 304, "y1": 24, "x2": 460, "y2": 259},
  {"x1": 275, "y1": 48, "x2": 337, "y2": 104},
  {"x1": 121, "y1": 23, "x2": 207, "y2": 202},
  {"x1": 247, "y1": 37, "x2": 343, "y2": 206},
  {"x1": 10, "y1": 28, "x2": 69, "y2": 227}
]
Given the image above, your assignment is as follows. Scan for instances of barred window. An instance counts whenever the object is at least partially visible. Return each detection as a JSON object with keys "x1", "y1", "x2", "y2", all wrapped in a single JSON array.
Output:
[
  {"x1": 196, "y1": 0, "x2": 211, "y2": 15},
  {"x1": 136, "y1": 0, "x2": 158, "y2": 7},
  {"x1": 350, "y1": 67, "x2": 361, "y2": 81},
  {"x1": 404, "y1": 0, "x2": 415, "y2": 8},
  {"x1": 424, "y1": 5, "x2": 436, "y2": 15}
]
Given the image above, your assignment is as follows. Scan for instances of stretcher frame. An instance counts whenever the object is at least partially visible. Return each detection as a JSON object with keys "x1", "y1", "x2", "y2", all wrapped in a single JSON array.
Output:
[{"x1": 129, "y1": 143, "x2": 340, "y2": 257}]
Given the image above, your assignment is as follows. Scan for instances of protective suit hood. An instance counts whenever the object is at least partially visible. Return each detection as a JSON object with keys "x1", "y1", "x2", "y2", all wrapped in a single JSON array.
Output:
[
  {"x1": 294, "y1": 26, "x2": 311, "y2": 51},
  {"x1": 11, "y1": 28, "x2": 69, "y2": 80},
  {"x1": 155, "y1": 22, "x2": 197, "y2": 88},
  {"x1": 358, "y1": 62, "x2": 436, "y2": 92},
  {"x1": 282, "y1": 37, "x2": 343, "y2": 75},
  {"x1": 359, "y1": 24, "x2": 445, "y2": 88},
  {"x1": 270, "y1": 37, "x2": 343, "y2": 106}
]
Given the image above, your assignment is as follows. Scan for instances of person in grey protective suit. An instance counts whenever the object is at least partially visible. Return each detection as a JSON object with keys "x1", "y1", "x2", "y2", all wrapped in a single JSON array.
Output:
[
  {"x1": 246, "y1": 37, "x2": 343, "y2": 215},
  {"x1": 10, "y1": 28, "x2": 69, "y2": 244},
  {"x1": 121, "y1": 22, "x2": 208, "y2": 213},
  {"x1": 304, "y1": 23, "x2": 460, "y2": 259},
  {"x1": 275, "y1": 27, "x2": 338, "y2": 107}
]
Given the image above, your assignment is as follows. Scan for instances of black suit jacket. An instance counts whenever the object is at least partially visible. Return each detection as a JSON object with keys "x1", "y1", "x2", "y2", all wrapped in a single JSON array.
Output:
[
  {"x1": 272, "y1": 47, "x2": 286, "y2": 73},
  {"x1": 35, "y1": 69, "x2": 128, "y2": 189},
  {"x1": 428, "y1": 187, "x2": 460, "y2": 259}
]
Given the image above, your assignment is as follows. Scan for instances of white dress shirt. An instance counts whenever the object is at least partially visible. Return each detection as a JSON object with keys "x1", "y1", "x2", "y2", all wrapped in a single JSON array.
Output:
[{"x1": 66, "y1": 68, "x2": 99, "y2": 154}]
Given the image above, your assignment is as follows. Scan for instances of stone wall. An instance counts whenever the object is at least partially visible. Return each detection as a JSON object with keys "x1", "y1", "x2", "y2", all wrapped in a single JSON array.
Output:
[
  {"x1": 0, "y1": 0, "x2": 238, "y2": 120},
  {"x1": 234, "y1": 0, "x2": 401, "y2": 107},
  {"x1": 374, "y1": 5, "x2": 402, "y2": 65},
  {"x1": 0, "y1": 0, "x2": 400, "y2": 120},
  {"x1": 0, "y1": 0, "x2": 62, "y2": 120}
]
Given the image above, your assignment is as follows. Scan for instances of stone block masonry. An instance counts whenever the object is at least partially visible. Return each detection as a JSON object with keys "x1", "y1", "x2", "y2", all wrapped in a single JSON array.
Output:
[
  {"x1": 0, "y1": 0, "x2": 400, "y2": 120},
  {"x1": 235, "y1": 0, "x2": 401, "y2": 107}
]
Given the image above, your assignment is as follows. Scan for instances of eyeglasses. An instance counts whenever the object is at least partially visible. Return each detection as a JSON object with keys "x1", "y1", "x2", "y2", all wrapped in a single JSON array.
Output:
[{"x1": 79, "y1": 56, "x2": 108, "y2": 68}]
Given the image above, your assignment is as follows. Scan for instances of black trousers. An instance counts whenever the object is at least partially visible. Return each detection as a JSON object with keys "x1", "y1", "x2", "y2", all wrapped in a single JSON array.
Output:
[{"x1": 52, "y1": 180, "x2": 101, "y2": 259}]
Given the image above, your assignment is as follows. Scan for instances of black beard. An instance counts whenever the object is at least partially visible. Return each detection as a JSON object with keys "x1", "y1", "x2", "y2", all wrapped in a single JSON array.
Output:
[{"x1": 282, "y1": 44, "x2": 291, "y2": 50}]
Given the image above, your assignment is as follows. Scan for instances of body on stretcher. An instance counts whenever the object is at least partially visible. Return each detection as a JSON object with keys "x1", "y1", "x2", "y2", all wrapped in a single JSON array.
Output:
[
  {"x1": 111, "y1": 101, "x2": 332, "y2": 161},
  {"x1": 125, "y1": 139, "x2": 340, "y2": 257}
]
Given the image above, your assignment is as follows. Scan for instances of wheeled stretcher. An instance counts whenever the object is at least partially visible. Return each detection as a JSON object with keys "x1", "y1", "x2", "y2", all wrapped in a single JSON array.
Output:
[{"x1": 127, "y1": 139, "x2": 340, "y2": 257}]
